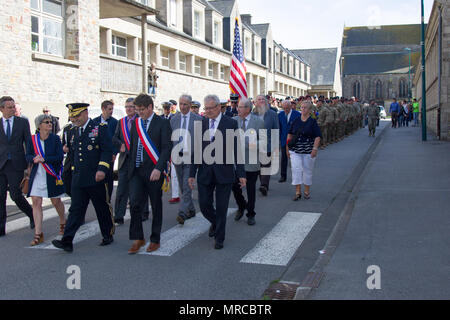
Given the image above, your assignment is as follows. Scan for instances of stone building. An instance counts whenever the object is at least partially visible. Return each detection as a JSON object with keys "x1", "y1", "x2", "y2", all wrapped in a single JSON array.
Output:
[
  {"x1": 413, "y1": 0, "x2": 449, "y2": 141},
  {"x1": 292, "y1": 48, "x2": 342, "y2": 98},
  {"x1": 341, "y1": 24, "x2": 422, "y2": 107},
  {"x1": 0, "y1": 0, "x2": 310, "y2": 131}
]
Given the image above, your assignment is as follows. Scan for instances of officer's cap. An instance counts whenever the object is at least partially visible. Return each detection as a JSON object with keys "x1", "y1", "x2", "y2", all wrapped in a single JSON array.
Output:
[
  {"x1": 162, "y1": 102, "x2": 172, "y2": 109},
  {"x1": 169, "y1": 99, "x2": 177, "y2": 106},
  {"x1": 220, "y1": 99, "x2": 228, "y2": 106},
  {"x1": 191, "y1": 101, "x2": 201, "y2": 108},
  {"x1": 230, "y1": 93, "x2": 239, "y2": 102},
  {"x1": 66, "y1": 103, "x2": 89, "y2": 118}
]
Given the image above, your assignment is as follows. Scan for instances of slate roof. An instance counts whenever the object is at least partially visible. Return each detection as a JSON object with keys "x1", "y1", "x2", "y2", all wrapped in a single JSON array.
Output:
[
  {"x1": 207, "y1": 0, "x2": 235, "y2": 17},
  {"x1": 251, "y1": 23, "x2": 270, "y2": 38},
  {"x1": 292, "y1": 48, "x2": 338, "y2": 86},
  {"x1": 342, "y1": 24, "x2": 423, "y2": 47},
  {"x1": 342, "y1": 52, "x2": 420, "y2": 75}
]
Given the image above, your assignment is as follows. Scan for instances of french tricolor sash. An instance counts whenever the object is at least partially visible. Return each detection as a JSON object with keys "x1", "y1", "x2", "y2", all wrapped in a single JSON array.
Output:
[
  {"x1": 135, "y1": 118, "x2": 159, "y2": 166},
  {"x1": 32, "y1": 134, "x2": 63, "y2": 186},
  {"x1": 120, "y1": 117, "x2": 131, "y2": 151}
]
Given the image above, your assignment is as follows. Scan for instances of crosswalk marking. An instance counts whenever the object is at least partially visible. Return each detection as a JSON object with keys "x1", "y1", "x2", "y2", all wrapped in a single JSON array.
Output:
[
  {"x1": 29, "y1": 211, "x2": 131, "y2": 250},
  {"x1": 240, "y1": 212, "x2": 321, "y2": 266},
  {"x1": 6, "y1": 204, "x2": 71, "y2": 235},
  {"x1": 139, "y1": 208, "x2": 236, "y2": 256}
]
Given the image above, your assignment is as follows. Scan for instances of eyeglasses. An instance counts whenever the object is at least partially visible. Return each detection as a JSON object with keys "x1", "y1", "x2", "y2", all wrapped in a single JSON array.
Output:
[
  {"x1": 204, "y1": 106, "x2": 219, "y2": 111},
  {"x1": 41, "y1": 121, "x2": 52, "y2": 124}
]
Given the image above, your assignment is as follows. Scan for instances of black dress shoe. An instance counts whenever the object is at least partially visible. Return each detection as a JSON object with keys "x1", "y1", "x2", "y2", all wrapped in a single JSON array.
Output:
[
  {"x1": 259, "y1": 186, "x2": 268, "y2": 196},
  {"x1": 278, "y1": 177, "x2": 287, "y2": 183},
  {"x1": 114, "y1": 218, "x2": 124, "y2": 225},
  {"x1": 186, "y1": 210, "x2": 196, "y2": 219},
  {"x1": 208, "y1": 225, "x2": 216, "y2": 238},
  {"x1": 234, "y1": 208, "x2": 245, "y2": 221},
  {"x1": 214, "y1": 242, "x2": 223, "y2": 250},
  {"x1": 99, "y1": 237, "x2": 114, "y2": 246},
  {"x1": 52, "y1": 239, "x2": 73, "y2": 252},
  {"x1": 30, "y1": 219, "x2": 35, "y2": 230},
  {"x1": 247, "y1": 216, "x2": 256, "y2": 226}
]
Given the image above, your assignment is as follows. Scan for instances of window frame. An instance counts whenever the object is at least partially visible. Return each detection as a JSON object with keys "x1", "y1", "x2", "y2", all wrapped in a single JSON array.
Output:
[
  {"x1": 194, "y1": 57, "x2": 201, "y2": 75},
  {"x1": 160, "y1": 47, "x2": 170, "y2": 68},
  {"x1": 112, "y1": 34, "x2": 128, "y2": 58},
  {"x1": 31, "y1": 0, "x2": 65, "y2": 57},
  {"x1": 193, "y1": 11, "x2": 201, "y2": 38},
  {"x1": 179, "y1": 53, "x2": 187, "y2": 72}
]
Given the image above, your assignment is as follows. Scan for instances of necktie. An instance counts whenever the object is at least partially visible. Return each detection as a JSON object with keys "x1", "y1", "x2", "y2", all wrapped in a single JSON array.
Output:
[
  {"x1": 242, "y1": 118, "x2": 247, "y2": 132},
  {"x1": 6, "y1": 119, "x2": 11, "y2": 140},
  {"x1": 136, "y1": 119, "x2": 149, "y2": 168},
  {"x1": 210, "y1": 119, "x2": 215, "y2": 142}
]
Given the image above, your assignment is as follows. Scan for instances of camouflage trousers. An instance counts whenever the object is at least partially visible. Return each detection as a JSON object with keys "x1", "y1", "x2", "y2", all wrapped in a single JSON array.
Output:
[
  {"x1": 320, "y1": 125, "x2": 327, "y2": 146},
  {"x1": 368, "y1": 117, "x2": 377, "y2": 134}
]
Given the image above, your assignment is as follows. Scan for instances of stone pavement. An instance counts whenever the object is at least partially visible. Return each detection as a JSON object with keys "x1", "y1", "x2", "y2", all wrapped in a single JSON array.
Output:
[{"x1": 302, "y1": 124, "x2": 450, "y2": 299}]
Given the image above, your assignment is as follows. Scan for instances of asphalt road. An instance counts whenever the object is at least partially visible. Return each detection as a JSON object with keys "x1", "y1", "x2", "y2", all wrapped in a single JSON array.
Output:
[{"x1": 7, "y1": 120, "x2": 441, "y2": 300}]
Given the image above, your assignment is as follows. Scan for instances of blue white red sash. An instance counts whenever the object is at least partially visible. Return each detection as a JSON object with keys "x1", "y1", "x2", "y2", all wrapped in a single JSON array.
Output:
[
  {"x1": 120, "y1": 117, "x2": 131, "y2": 151},
  {"x1": 135, "y1": 118, "x2": 159, "y2": 166},
  {"x1": 31, "y1": 134, "x2": 63, "y2": 186}
]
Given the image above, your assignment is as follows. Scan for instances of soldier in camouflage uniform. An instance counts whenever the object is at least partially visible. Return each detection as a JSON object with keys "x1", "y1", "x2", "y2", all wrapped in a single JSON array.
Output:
[
  {"x1": 367, "y1": 99, "x2": 380, "y2": 137},
  {"x1": 316, "y1": 97, "x2": 327, "y2": 149},
  {"x1": 336, "y1": 98, "x2": 345, "y2": 141}
]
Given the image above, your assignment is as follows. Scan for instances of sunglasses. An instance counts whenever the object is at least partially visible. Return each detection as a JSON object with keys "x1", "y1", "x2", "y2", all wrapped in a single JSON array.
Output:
[{"x1": 41, "y1": 121, "x2": 52, "y2": 124}]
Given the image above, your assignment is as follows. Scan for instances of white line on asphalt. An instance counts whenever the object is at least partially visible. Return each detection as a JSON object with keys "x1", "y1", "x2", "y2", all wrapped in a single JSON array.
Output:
[
  {"x1": 240, "y1": 212, "x2": 321, "y2": 266},
  {"x1": 138, "y1": 208, "x2": 236, "y2": 256},
  {"x1": 6, "y1": 204, "x2": 71, "y2": 235},
  {"x1": 29, "y1": 211, "x2": 131, "y2": 250}
]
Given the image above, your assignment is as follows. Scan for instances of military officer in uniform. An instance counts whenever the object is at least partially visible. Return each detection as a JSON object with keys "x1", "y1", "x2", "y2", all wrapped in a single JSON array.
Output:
[
  {"x1": 367, "y1": 100, "x2": 380, "y2": 137},
  {"x1": 52, "y1": 103, "x2": 115, "y2": 252}
]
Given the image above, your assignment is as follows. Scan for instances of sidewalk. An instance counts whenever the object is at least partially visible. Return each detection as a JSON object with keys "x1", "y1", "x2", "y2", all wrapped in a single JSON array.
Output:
[{"x1": 306, "y1": 124, "x2": 450, "y2": 299}]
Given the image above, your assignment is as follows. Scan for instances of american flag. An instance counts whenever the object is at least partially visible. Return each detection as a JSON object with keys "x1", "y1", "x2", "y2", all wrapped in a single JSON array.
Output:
[{"x1": 230, "y1": 18, "x2": 248, "y2": 99}]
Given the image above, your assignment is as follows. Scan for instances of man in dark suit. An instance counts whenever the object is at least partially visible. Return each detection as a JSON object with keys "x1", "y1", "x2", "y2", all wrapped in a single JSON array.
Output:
[
  {"x1": 127, "y1": 94, "x2": 172, "y2": 254},
  {"x1": 93, "y1": 100, "x2": 118, "y2": 200},
  {"x1": 0, "y1": 96, "x2": 35, "y2": 236},
  {"x1": 225, "y1": 93, "x2": 239, "y2": 118},
  {"x1": 188, "y1": 95, "x2": 246, "y2": 250},
  {"x1": 52, "y1": 103, "x2": 115, "y2": 252},
  {"x1": 278, "y1": 99, "x2": 300, "y2": 182}
]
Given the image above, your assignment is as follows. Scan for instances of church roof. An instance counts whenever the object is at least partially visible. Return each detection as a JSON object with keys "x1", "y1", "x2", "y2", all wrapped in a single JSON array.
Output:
[
  {"x1": 342, "y1": 24, "x2": 423, "y2": 47},
  {"x1": 342, "y1": 52, "x2": 421, "y2": 75}
]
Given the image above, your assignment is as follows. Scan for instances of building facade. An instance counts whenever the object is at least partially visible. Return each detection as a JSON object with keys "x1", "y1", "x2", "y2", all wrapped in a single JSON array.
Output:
[
  {"x1": 0, "y1": 0, "x2": 311, "y2": 131},
  {"x1": 341, "y1": 24, "x2": 421, "y2": 107},
  {"x1": 413, "y1": 0, "x2": 450, "y2": 141}
]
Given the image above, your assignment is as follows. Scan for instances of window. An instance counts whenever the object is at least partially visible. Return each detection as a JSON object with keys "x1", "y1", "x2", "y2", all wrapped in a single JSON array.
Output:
[
  {"x1": 399, "y1": 79, "x2": 407, "y2": 98},
  {"x1": 275, "y1": 52, "x2": 279, "y2": 71},
  {"x1": 208, "y1": 62, "x2": 214, "y2": 78},
  {"x1": 268, "y1": 48, "x2": 272, "y2": 71},
  {"x1": 375, "y1": 80, "x2": 383, "y2": 99},
  {"x1": 245, "y1": 37, "x2": 251, "y2": 59},
  {"x1": 194, "y1": 57, "x2": 201, "y2": 75},
  {"x1": 169, "y1": 0, "x2": 177, "y2": 27},
  {"x1": 112, "y1": 35, "x2": 127, "y2": 58},
  {"x1": 353, "y1": 81, "x2": 361, "y2": 99},
  {"x1": 31, "y1": 0, "x2": 64, "y2": 56},
  {"x1": 255, "y1": 42, "x2": 260, "y2": 62},
  {"x1": 213, "y1": 21, "x2": 219, "y2": 45},
  {"x1": 304, "y1": 66, "x2": 307, "y2": 82},
  {"x1": 194, "y1": 11, "x2": 201, "y2": 38},
  {"x1": 220, "y1": 65, "x2": 225, "y2": 80},
  {"x1": 161, "y1": 48, "x2": 169, "y2": 67},
  {"x1": 283, "y1": 57, "x2": 287, "y2": 74},
  {"x1": 179, "y1": 54, "x2": 186, "y2": 71}
]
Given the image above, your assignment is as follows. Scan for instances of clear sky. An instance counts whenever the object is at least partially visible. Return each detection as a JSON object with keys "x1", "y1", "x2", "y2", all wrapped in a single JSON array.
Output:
[{"x1": 237, "y1": 0, "x2": 434, "y2": 50}]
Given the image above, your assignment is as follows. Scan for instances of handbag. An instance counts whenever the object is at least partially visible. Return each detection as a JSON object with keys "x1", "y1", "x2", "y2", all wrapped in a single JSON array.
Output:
[{"x1": 20, "y1": 164, "x2": 32, "y2": 195}]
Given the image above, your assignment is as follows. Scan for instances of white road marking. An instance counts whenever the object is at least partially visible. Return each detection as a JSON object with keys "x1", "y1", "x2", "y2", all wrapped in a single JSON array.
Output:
[
  {"x1": 240, "y1": 212, "x2": 321, "y2": 266},
  {"x1": 139, "y1": 208, "x2": 236, "y2": 256},
  {"x1": 6, "y1": 204, "x2": 71, "y2": 235},
  {"x1": 29, "y1": 211, "x2": 130, "y2": 250}
]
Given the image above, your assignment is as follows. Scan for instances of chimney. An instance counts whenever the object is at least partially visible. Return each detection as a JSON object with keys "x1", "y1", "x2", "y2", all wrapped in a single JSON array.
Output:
[{"x1": 241, "y1": 14, "x2": 252, "y2": 25}]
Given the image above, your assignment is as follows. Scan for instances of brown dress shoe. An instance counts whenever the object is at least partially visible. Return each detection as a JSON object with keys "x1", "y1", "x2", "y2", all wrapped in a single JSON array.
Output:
[
  {"x1": 146, "y1": 242, "x2": 160, "y2": 253},
  {"x1": 128, "y1": 240, "x2": 146, "y2": 254}
]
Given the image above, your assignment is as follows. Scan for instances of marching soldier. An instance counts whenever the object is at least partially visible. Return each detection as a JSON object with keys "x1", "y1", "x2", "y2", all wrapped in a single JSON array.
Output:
[
  {"x1": 52, "y1": 103, "x2": 115, "y2": 252},
  {"x1": 367, "y1": 100, "x2": 380, "y2": 137},
  {"x1": 316, "y1": 97, "x2": 327, "y2": 149}
]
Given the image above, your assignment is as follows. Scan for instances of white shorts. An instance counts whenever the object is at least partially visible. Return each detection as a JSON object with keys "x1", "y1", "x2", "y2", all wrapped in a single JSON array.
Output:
[{"x1": 289, "y1": 152, "x2": 316, "y2": 186}]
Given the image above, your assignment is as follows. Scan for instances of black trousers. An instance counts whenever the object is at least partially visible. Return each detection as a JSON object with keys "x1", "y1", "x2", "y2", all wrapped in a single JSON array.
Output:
[
  {"x1": 280, "y1": 146, "x2": 288, "y2": 179},
  {"x1": 198, "y1": 179, "x2": 232, "y2": 245},
  {"x1": 0, "y1": 161, "x2": 33, "y2": 232},
  {"x1": 114, "y1": 160, "x2": 149, "y2": 220},
  {"x1": 259, "y1": 160, "x2": 271, "y2": 190},
  {"x1": 129, "y1": 167, "x2": 163, "y2": 243},
  {"x1": 232, "y1": 170, "x2": 259, "y2": 217},
  {"x1": 106, "y1": 166, "x2": 114, "y2": 200},
  {"x1": 62, "y1": 182, "x2": 114, "y2": 243}
]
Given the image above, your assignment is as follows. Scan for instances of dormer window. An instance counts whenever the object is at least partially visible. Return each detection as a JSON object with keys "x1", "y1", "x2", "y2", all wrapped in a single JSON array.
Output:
[
  {"x1": 194, "y1": 11, "x2": 201, "y2": 38},
  {"x1": 213, "y1": 21, "x2": 219, "y2": 45},
  {"x1": 169, "y1": 0, "x2": 177, "y2": 27}
]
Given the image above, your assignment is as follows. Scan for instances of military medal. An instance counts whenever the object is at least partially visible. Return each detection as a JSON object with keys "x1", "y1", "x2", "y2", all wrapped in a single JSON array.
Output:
[
  {"x1": 87, "y1": 145, "x2": 93, "y2": 151},
  {"x1": 32, "y1": 133, "x2": 64, "y2": 186}
]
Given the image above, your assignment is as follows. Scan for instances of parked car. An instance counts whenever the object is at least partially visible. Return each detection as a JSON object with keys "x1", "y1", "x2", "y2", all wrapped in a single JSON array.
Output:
[{"x1": 379, "y1": 106, "x2": 387, "y2": 119}]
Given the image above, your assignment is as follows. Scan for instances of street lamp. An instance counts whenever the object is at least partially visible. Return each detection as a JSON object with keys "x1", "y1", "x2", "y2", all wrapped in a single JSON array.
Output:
[{"x1": 404, "y1": 47, "x2": 412, "y2": 99}]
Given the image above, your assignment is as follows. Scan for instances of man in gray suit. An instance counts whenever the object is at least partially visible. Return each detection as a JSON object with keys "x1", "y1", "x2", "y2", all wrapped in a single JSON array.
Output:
[
  {"x1": 232, "y1": 98, "x2": 265, "y2": 225},
  {"x1": 171, "y1": 94, "x2": 203, "y2": 225},
  {"x1": 253, "y1": 95, "x2": 279, "y2": 196}
]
